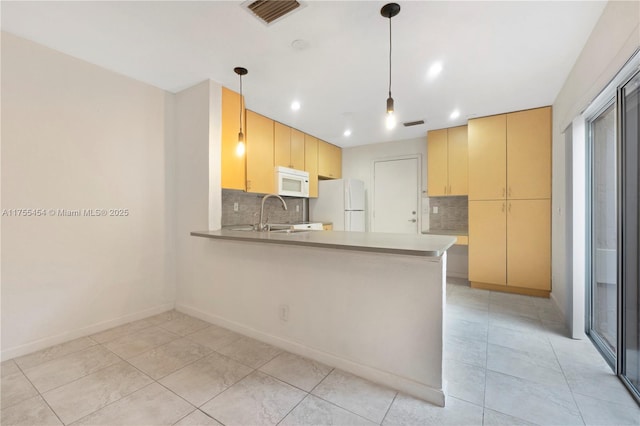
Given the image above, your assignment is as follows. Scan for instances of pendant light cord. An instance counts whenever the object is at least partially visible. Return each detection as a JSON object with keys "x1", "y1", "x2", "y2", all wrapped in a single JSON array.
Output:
[
  {"x1": 388, "y1": 16, "x2": 392, "y2": 98},
  {"x1": 239, "y1": 75, "x2": 243, "y2": 132}
]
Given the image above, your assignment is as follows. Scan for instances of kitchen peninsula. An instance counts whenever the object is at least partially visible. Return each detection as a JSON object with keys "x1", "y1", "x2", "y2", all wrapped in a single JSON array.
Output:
[{"x1": 189, "y1": 230, "x2": 455, "y2": 406}]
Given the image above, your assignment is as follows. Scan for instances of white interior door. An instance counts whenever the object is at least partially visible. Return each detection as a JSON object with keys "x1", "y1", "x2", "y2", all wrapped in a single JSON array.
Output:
[{"x1": 373, "y1": 157, "x2": 419, "y2": 233}]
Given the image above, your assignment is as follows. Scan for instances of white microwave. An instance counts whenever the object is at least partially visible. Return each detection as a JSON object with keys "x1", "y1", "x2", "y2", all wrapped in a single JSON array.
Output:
[{"x1": 275, "y1": 166, "x2": 310, "y2": 198}]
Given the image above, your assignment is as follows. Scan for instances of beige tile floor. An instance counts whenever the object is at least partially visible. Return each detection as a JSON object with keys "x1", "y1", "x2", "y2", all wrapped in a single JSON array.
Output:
[{"x1": 1, "y1": 282, "x2": 639, "y2": 425}]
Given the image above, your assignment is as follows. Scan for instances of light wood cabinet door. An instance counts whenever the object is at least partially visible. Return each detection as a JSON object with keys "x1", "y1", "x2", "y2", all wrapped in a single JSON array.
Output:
[
  {"x1": 448, "y1": 125, "x2": 468, "y2": 196},
  {"x1": 469, "y1": 200, "x2": 507, "y2": 285},
  {"x1": 274, "y1": 124, "x2": 305, "y2": 170},
  {"x1": 274, "y1": 122, "x2": 291, "y2": 169},
  {"x1": 507, "y1": 199, "x2": 551, "y2": 290},
  {"x1": 331, "y1": 144, "x2": 343, "y2": 178},
  {"x1": 290, "y1": 129, "x2": 305, "y2": 170},
  {"x1": 221, "y1": 87, "x2": 245, "y2": 190},
  {"x1": 318, "y1": 140, "x2": 342, "y2": 179},
  {"x1": 427, "y1": 129, "x2": 448, "y2": 196},
  {"x1": 507, "y1": 107, "x2": 551, "y2": 199},
  {"x1": 468, "y1": 114, "x2": 506, "y2": 200},
  {"x1": 304, "y1": 134, "x2": 319, "y2": 198},
  {"x1": 246, "y1": 110, "x2": 274, "y2": 194}
]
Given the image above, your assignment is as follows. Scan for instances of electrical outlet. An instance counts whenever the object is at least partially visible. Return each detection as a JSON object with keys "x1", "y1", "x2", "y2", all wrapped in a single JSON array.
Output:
[
  {"x1": 433, "y1": 206, "x2": 438, "y2": 214},
  {"x1": 296, "y1": 205, "x2": 300, "y2": 212},
  {"x1": 279, "y1": 304, "x2": 289, "y2": 322},
  {"x1": 233, "y1": 202, "x2": 239, "y2": 212}
]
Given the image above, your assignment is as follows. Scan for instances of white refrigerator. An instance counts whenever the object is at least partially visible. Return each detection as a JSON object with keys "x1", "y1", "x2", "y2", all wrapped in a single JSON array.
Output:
[{"x1": 310, "y1": 179, "x2": 366, "y2": 231}]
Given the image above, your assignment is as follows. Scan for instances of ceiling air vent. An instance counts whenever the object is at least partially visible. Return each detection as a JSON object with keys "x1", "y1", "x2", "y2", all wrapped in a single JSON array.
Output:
[
  {"x1": 244, "y1": 0, "x2": 302, "y2": 25},
  {"x1": 403, "y1": 120, "x2": 425, "y2": 127}
]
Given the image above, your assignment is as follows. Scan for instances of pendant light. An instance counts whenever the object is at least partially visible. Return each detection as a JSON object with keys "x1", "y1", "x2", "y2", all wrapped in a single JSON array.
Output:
[
  {"x1": 234, "y1": 67, "x2": 248, "y2": 156},
  {"x1": 381, "y1": 3, "x2": 400, "y2": 130}
]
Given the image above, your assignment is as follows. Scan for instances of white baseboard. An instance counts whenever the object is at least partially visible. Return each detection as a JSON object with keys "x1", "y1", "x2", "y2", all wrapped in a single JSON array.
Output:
[
  {"x1": 1, "y1": 302, "x2": 175, "y2": 361},
  {"x1": 176, "y1": 303, "x2": 446, "y2": 407}
]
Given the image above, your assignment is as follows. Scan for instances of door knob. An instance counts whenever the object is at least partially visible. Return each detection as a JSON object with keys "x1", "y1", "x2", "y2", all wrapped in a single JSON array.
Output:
[{"x1": 408, "y1": 219, "x2": 417, "y2": 223}]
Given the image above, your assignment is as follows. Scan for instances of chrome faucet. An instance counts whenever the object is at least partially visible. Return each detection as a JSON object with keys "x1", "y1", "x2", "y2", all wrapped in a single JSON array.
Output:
[{"x1": 259, "y1": 194, "x2": 287, "y2": 231}]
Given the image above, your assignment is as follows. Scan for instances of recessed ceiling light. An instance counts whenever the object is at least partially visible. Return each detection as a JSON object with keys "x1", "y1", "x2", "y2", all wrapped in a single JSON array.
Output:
[
  {"x1": 343, "y1": 129, "x2": 352, "y2": 137},
  {"x1": 428, "y1": 62, "x2": 443, "y2": 79},
  {"x1": 450, "y1": 109, "x2": 460, "y2": 120},
  {"x1": 291, "y1": 101, "x2": 301, "y2": 111}
]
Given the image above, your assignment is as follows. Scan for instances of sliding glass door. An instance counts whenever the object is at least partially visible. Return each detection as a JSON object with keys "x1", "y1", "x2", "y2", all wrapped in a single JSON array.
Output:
[
  {"x1": 588, "y1": 101, "x2": 618, "y2": 366},
  {"x1": 619, "y1": 70, "x2": 640, "y2": 402}
]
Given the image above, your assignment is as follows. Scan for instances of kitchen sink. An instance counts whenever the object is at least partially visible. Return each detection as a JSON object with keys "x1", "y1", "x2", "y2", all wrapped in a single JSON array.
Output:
[
  {"x1": 268, "y1": 222, "x2": 323, "y2": 231},
  {"x1": 227, "y1": 222, "x2": 323, "y2": 232},
  {"x1": 228, "y1": 226, "x2": 256, "y2": 232},
  {"x1": 269, "y1": 229, "x2": 311, "y2": 234}
]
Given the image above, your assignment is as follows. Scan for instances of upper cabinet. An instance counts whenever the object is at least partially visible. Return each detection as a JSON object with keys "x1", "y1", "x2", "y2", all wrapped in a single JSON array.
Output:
[
  {"x1": 426, "y1": 129, "x2": 447, "y2": 196},
  {"x1": 274, "y1": 122, "x2": 291, "y2": 169},
  {"x1": 427, "y1": 125, "x2": 468, "y2": 196},
  {"x1": 246, "y1": 110, "x2": 275, "y2": 194},
  {"x1": 290, "y1": 129, "x2": 305, "y2": 170},
  {"x1": 468, "y1": 107, "x2": 551, "y2": 201},
  {"x1": 221, "y1": 87, "x2": 246, "y2": 191},
  {"x1": 468, "y1": 114, "x2": 507, "y2": 200},
  {"x1": 318, "y1": 140, "x2": 342, "y2": 179},
  {"x1": 506, "y1": 107, "x2": 551, "y2": 199},
  {"x1": 221, "y1": 89, "x2": 340, "y2": 195},
  {"x1": 274, "y1": 123, "x2": 305, "y2": 170},
  {"x1": 304, "y1": 134, "x2": 319, "y2": 198}
]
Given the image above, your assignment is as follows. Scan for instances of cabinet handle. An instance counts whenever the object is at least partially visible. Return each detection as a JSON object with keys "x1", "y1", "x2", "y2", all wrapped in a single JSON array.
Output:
[
  {"x1": 508, "y1": 202, "x2": 512, "y2": 213},
  {"x1": 502, "y1": 203, "x2": 505, "y2": 212},
  {"x1": 508, "y1": 187, "x2": 512, "y2": 197},
  {"x1": 444, "y1": 185, "x2": 447, "y2": 195},
  {"x1": 449, "y1": 185, "x2": 452, "y2": 194}
]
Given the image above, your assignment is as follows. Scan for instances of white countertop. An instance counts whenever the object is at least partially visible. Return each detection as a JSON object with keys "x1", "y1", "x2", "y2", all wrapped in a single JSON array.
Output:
[{"x1": 191, "y1": 229, "x2": 456, "y2": 257}]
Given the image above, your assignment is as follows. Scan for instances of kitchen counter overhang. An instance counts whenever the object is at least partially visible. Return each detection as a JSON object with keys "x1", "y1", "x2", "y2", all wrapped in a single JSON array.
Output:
[{"x1": 191, "y1": 229, "x2": 456, "y2": 257}]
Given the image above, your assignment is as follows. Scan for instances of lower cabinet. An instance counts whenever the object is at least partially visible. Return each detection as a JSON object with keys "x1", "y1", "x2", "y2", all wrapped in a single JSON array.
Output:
[
  {"x1": 469, "y1": 201, "x2": 507, "y2": 285},
  {"x1": 469, "y1": 199, "x2": 550, "y2": 294},
  {"x1": 507, "y1": 199, "x2": 551, "y2": 290}
]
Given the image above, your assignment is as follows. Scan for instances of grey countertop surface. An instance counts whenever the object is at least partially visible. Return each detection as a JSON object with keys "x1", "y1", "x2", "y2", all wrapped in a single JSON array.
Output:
[
  {"x1": 191, "y1": 229, "x2": 456, "y2": 257},
  {"x1": 422, "y1": 229, "x2": 468, "y2": 236}
]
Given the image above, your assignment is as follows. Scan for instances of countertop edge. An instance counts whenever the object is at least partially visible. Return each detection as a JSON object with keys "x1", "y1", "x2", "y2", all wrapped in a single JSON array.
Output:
[
  {"x1": 421, "y1": 230, "x2": 468, "y2": 236},
  {"x1": 191, "y1": 231, "x2": 454, "y2": 257}
]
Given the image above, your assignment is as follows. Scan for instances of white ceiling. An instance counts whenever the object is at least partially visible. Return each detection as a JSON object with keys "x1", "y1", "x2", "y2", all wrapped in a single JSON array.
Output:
[{"x1": 1, "y1": 1, "x2": 606, "y2": 148}]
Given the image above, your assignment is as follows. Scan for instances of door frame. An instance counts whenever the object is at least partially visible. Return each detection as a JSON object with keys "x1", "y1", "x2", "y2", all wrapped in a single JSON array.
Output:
[
  {"x1": 370, "y1": 154, "x2": 422, "y2": 233},
  {"x1": 617, "y1": 67, "x2": 640, "y2": 404},
  {"x1": 584, "y1": 98, "x2": 617, "y2": 369},
  {"x1": 579, "y1": 49, "x2": 640, "y2": 377}
]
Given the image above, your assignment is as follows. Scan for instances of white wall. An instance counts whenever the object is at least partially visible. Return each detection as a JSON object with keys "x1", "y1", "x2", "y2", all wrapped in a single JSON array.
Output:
[
  {"x1": 174, "y1": 79, "x2": 222, "y2": 303},
  {"x1": 342, "y1": 137, "x2": 428, "y2": 232},
  {"x1": 551, "y1": 1, "x2": 639, "y2": 330},
  {"x1": 1, "y1": 32, "x2": 175, "y2": 358},
  {"x1": 342, "y1": 137, "x2": 468, "y2": 278}
]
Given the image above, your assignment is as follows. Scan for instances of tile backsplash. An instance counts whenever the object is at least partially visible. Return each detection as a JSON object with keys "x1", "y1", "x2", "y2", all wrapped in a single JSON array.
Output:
[
  {"x1": 222, "y1": 189, "x2": 306, "y2": 227},
  {"x1": 428, "y1": 196, "x2": 468, "y2": 232}
]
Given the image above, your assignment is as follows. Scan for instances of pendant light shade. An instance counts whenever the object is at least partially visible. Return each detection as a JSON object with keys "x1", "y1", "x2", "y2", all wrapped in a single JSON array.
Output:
[
  {"x1": 381, "y1": 3, "x2": 400, "y2": 129},
  {"x1": 234, "y1": 67, "x2": 248, "y2": 156}
]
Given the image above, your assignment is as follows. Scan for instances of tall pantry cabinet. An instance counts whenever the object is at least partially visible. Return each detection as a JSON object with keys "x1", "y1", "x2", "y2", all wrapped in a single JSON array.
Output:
[{"x1": 468, "y1": 106, "x2": 551, "y2": 295}]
